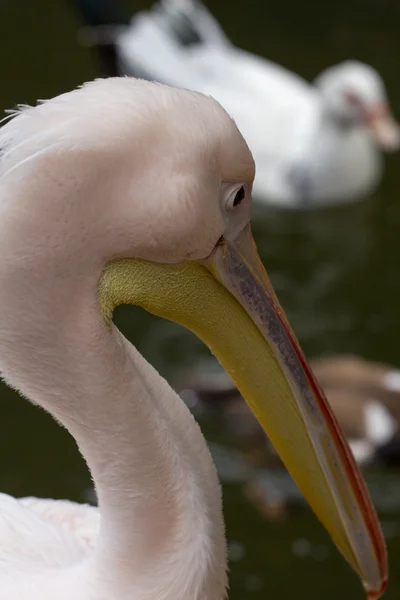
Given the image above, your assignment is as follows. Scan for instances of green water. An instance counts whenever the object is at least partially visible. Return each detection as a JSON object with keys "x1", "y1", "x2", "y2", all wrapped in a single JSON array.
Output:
[{"x1": 1, "y1": 1, "x2": 400, "y2": 598}]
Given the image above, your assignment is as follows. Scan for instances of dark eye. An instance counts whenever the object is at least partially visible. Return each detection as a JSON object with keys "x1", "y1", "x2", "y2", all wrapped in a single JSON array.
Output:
[
  {"x1": 225, "y1": 184, "x2": 247, "y2": 211},
  {"x1": 233, "y1": 186, "x2": 245, "y2": 207}
]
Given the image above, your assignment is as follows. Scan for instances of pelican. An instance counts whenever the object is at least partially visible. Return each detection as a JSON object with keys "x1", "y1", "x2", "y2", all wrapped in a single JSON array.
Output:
[
  {"x1": 0, "y1": 77, "x2": 387, "y2": 599},
  {"x1": 72, "y1": 0, "x2": 400, "y2": 208}
]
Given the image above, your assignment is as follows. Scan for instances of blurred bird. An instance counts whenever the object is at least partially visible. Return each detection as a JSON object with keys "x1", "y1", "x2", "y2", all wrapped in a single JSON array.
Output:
[
  {"x1": 178, "y1": 355, "x2": 400, "y2": 467},
  {"x1": 178, "y1": 355, "x2": 400, "y2": 522},
  {"x1": 0, "y1": 77, "x2": 386, "y2": 598},
  {"x1": 72, "y1": 0, "x2": 400, "y2": 208},
  {"x1": 312, "y1": 356, "x2": 400, "y2": 466}
]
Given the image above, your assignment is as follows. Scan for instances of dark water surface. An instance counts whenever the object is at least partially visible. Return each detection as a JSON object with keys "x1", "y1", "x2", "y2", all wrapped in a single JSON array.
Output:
[{"x1": 1, "y1": 1, "x2": 400, "y2": 598}]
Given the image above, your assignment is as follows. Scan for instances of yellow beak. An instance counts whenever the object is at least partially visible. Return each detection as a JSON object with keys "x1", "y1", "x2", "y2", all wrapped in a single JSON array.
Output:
[{"x1": 100, "y1": 225, "x2": 387, "y2": 599}]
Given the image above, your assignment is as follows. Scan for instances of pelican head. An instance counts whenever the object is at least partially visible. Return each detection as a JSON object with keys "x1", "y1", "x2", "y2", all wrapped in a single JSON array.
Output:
[
  {"x1": 315, "y1": 60, "x2": 400, "y2": 151},
  {"x1": 0, "y1": 78, "x2": 387, "y2": 599}
]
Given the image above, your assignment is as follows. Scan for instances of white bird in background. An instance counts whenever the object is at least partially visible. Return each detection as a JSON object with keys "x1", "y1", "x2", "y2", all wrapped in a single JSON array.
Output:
[
  {"x1": 0, "y1": 77, "x2": 387, "y2": 599},
  {"x1": 74, "y1": 0, "x2": 400, "y2": 208}
]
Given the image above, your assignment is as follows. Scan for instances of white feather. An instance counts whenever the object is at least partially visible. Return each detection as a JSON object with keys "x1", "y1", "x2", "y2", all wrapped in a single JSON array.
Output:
[
  {"x1": 348, "y1": 440, "x2": 374, "y2": 465},
  {"x1": 382, "y1": 370, "x2": 400, "y2": 392},
  {"x1": 364, "y1": 401, "x2": 397, "y2": 446}
]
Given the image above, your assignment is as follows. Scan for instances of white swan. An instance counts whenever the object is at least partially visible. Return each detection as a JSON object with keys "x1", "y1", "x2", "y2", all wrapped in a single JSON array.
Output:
[
  {"x1": 81, "y1": 0, "x2": 399, "y2": 208},
  {"x1": 0, "y1": 77, "x2": 386, "y2": 599}
]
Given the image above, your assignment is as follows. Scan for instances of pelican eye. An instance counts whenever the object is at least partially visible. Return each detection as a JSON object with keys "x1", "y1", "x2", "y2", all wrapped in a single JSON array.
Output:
[
  {"x1": 233, "y1": 186, "x2": 245, "y2": 206},
  {"x1": 226, "y1": 185, "x2": 246, "y2": 211}
]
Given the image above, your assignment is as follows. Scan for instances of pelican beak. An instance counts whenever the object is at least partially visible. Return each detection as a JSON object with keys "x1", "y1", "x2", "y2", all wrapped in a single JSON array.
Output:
[
  {"x1": 366, "y1": 104, "x2": 400, "y2": 152},
  {"x1": 100, "y1": 225, "x2": 387, "y2": 599},
  {"x1": 201, "y1": 225, "x2": 387, "y2": 598}
]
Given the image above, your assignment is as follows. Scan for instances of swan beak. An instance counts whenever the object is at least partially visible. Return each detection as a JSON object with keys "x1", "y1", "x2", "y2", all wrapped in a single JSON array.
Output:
[
  {"x1": 367, "y1": 105, "x2": 400, "y2": 152},
  {"x1": 203, "y1": 225, "x2": 387, "y2": 599}
]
